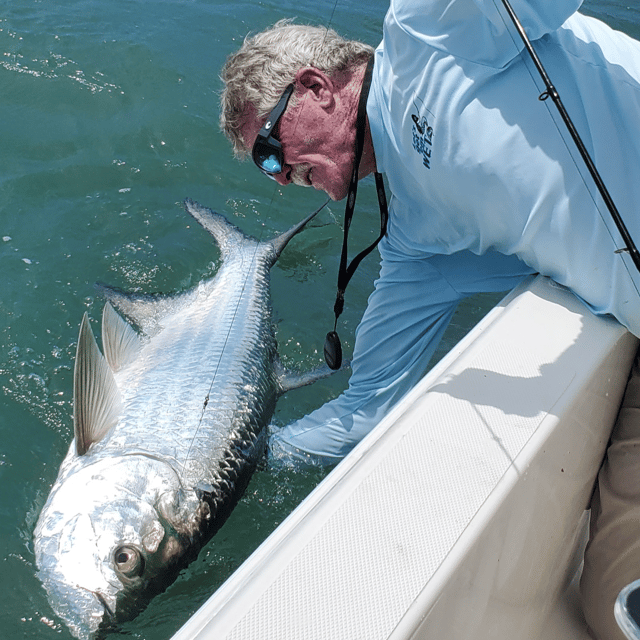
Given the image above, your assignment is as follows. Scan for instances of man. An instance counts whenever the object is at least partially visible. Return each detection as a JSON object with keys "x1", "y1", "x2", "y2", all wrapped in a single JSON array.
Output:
[{"x1": 220, "y1": 2, "x2": 640, "y2": 638}]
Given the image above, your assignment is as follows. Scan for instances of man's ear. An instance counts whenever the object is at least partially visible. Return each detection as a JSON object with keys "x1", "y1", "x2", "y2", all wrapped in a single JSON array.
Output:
[{"x1": 294, "y1": 67, "x2": 335, "y2": 108}]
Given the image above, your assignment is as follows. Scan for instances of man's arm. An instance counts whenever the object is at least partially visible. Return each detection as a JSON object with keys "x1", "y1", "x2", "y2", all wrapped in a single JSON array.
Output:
[
  {"x1": 386, "y1": 0, "x2": 582, "y2": 68},
  {"x1": 270, "y1": 247, "x2": 534, "y2": 465}
]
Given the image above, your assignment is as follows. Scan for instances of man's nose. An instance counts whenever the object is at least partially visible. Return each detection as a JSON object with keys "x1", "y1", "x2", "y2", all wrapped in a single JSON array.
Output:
[{"x1": 273, "y1": 164, "x2": 292, "y2": 186}]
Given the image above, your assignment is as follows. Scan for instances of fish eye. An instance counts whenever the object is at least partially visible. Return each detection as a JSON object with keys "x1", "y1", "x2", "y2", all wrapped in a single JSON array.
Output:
[{"x1": 113, "y1": 545, "x2": 145, "y2": 579}]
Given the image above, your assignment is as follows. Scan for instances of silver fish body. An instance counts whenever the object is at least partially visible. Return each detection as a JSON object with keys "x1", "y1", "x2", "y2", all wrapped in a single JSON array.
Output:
[{"x1": 34, "y1": 199, "x2": 333, "y2": 639}]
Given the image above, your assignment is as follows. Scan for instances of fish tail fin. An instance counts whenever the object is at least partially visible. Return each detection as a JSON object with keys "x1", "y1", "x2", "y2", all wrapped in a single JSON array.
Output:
[
  {"x1": 184, "y1": 198, "x2": 327, "y2": 267},
  {"x1": 184, "y1": 198, "x2": 254, "y2": 259},
  {"x1": 268, "y1": 199, "x2": 327, "y2": 264}
]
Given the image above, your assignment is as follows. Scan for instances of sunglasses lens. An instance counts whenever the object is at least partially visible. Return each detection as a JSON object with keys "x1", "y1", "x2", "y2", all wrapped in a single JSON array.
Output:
[
  {"x1": 254, "y1": 144, "x2": 282, "y2": 175},
  {"x1": 260, "y1": 153, "x2": 282, "y2": 174},
  {"x1": 252, "y1": 84, "x2": 294, "y2": 178}
]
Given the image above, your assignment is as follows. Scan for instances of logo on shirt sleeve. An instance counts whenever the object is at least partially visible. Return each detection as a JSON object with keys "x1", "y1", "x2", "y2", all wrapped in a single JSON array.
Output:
[{"x1": 411, "y1": 100, "x2": 434, "y2": 170}]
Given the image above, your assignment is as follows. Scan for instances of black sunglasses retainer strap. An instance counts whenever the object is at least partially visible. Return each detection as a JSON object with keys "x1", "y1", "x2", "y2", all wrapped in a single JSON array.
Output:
[{"x1": 324, "y1": 55, "x2": 388, "y2": 370}]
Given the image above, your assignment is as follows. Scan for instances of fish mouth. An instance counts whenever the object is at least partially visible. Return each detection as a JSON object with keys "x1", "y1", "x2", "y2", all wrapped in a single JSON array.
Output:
[
  {"x1": 92, "y1": 590, "x2": 116, "y2": 623},
  {"x1": 65, "y1": 587, "x2": 118, "y2": 640},
  {"x1": 40, "y1": 579, "x2": 118, "y2": 640}
]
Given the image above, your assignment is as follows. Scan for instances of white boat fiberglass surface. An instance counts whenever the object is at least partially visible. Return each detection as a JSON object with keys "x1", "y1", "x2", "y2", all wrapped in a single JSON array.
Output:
[{"x1": 172, "y1": 275, "x2": 638, "y2": 640}]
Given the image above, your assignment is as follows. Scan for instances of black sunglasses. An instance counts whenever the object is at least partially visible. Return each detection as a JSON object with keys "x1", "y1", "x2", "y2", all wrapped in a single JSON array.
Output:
[{"x1": 251, "y1": 84, "x2": 294, "y2": 179}]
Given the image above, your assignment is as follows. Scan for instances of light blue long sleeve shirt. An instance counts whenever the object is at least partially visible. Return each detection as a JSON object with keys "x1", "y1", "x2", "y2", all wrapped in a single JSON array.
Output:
[{"x1": 270, "y1": 0, "x2": 640, "y2": 464}]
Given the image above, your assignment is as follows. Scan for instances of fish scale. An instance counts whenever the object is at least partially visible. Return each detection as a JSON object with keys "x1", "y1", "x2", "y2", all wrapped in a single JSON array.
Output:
[
  {"x1": 109, "y1": 258, "x2": 273, "y2": 459},
  {"x1": 33, "y1": 198, "x2": 338, "y2": 640}
]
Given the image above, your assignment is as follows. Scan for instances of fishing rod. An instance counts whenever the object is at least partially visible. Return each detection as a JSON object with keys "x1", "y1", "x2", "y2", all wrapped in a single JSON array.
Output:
[{"x1": 499, "y1": 0, "x2": 640, "y2": 274}]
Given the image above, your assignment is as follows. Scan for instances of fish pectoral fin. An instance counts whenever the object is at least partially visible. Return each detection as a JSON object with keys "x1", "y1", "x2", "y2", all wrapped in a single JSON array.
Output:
[
  {"x1": 277, "y1": 359, "x2": 351, "y2": 394},
  {"x1": 102, "y1": 302, "x2": 142, "y2": 371},
  {"x1": 74, "y1": 313, "x2": 123, "y2": 456}
]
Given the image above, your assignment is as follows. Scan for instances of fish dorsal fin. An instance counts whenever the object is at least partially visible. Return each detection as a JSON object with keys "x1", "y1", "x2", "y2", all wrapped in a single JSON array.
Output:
[
  {"x1": 102, "y1": 302, "x2": 142, "y2": 371},
  {"x1": 95, "y1": 283, "x2": 195, "y2": 339},
  {"x1": 74, "y1": 313, "x2": 123, "y2": 456}
]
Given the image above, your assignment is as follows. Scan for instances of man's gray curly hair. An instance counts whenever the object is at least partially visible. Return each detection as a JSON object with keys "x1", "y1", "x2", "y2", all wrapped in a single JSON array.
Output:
[{"x1": 220, "y1": 19, "x2": 374, "y2": 158}]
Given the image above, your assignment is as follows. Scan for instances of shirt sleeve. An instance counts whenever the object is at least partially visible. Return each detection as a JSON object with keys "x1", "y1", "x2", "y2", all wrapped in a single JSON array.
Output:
[
  {"x1": 385, "y1": 0, "x2": 584, "y2": 67},
  {"x1": 269, "y1": 247, "x2": 534, "y2": 465}
]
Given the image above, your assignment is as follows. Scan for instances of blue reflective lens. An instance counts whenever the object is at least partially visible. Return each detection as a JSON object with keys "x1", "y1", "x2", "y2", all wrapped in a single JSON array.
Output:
[
  {"x1": 251, "y1": 84, "x2": 294, "y2": 178},
  {"x1": 260, "y1": 154, "x2": 282, "y2": 174}
]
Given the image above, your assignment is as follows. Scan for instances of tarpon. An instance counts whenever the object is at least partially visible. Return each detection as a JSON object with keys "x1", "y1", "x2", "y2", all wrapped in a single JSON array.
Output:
[{"x1": 33, "y1": 199, "x2": 337, "y2": 639}]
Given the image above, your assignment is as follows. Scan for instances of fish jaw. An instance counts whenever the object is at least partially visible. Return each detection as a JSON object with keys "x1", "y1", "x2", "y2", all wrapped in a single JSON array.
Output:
[
  {"x1": 36, "y1": 572, "x2": 112, "y2": 640},
  {"x1": 34, "y1": 454, "x2": 198, "y2": 638}
]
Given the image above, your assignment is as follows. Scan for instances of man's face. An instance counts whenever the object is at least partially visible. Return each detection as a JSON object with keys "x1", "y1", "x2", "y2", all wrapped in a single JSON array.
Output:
[{"x1": 241, "y1": 76, "x2": 356, "y2": 202}]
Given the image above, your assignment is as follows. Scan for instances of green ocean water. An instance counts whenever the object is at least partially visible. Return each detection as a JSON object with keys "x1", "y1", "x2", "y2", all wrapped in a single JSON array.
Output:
[{"x1": 1, "y1": 1, "x2": 639, "y2": 638}]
